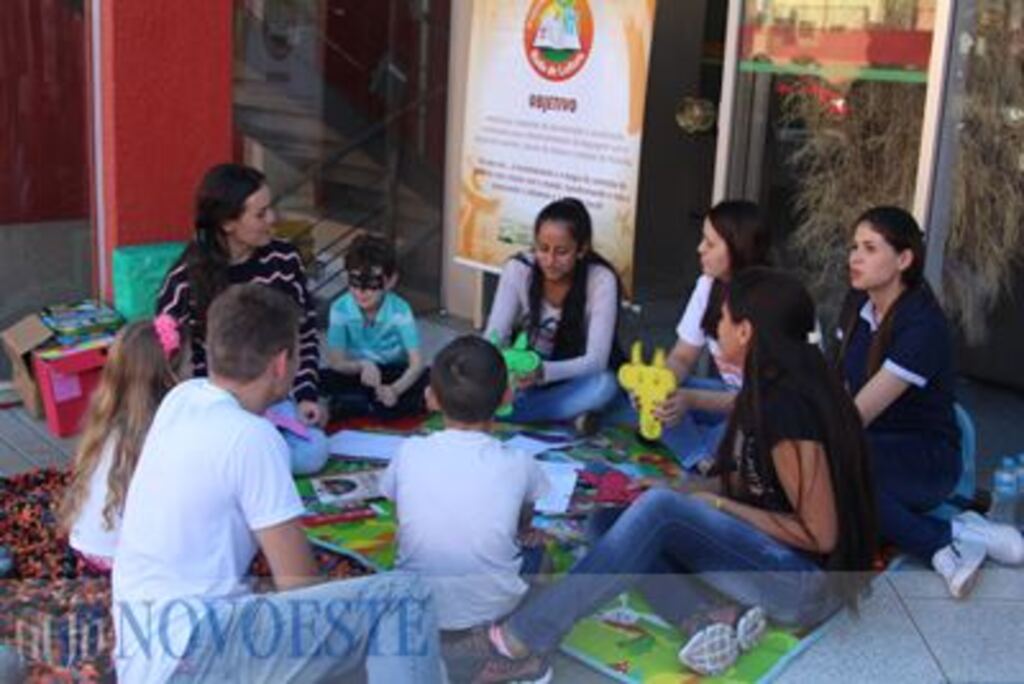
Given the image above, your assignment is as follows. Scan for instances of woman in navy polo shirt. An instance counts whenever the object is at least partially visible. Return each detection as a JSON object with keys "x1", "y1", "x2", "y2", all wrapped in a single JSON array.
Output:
[{"x1": 836, "y1": 206, "x2": 1023, "y2": 598}]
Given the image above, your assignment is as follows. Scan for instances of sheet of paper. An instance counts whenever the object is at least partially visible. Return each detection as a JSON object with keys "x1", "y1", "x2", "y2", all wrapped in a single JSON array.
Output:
[
  {"x1": 504, "y1": 434, "x2": 580, "y2": 459},
  {"x1": 535, "y1": 461, "x2": 584, "y2": 514},
  {"x1": 328, "y1": 430, "x2": 406, "y2": 461}
]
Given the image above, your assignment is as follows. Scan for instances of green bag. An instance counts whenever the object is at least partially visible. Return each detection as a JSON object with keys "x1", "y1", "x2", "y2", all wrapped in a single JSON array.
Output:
[{"x1": 112, "y1": 241, "x2": 187, "y2": 322}]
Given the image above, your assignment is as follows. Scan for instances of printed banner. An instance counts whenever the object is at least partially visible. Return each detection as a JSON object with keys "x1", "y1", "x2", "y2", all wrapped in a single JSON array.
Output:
[{"x1": 456, "y1": 0, "x2": 656, "y2": 289}]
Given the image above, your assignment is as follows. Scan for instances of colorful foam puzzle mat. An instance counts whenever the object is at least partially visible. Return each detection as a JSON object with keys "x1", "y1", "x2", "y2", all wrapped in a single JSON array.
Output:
[{"x1": 300, "y1": 418, "x2": 847, "y2": 683}]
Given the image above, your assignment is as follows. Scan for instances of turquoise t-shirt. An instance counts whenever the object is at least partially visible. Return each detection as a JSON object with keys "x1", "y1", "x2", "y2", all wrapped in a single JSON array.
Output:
[{"x1": 326, "y1": 291, "x2": 420, "y2": 365}]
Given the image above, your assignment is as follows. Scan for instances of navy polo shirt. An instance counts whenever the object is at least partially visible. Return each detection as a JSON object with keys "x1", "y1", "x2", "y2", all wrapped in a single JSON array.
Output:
[{"x1": 838, "y1": 287, "x2": 959, "y2": 449}]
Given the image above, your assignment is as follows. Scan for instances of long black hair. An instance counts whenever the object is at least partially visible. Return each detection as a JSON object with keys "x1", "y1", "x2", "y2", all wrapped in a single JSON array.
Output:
[
  {"x1": 835, "y1": 206, "x2": 933, "y2": 376},
  {"x1": 525, "y1": 197, "x2": 621, "y2": 361},
  {"x1": 699, "y1": 200, "x2": 771, "y2": 339},
  {"x1": 172, "y1": 164, "x2": 267, "y2": 332},
  {"x1": 718, "y1": 267, "x2": 878, "y2": 609}
]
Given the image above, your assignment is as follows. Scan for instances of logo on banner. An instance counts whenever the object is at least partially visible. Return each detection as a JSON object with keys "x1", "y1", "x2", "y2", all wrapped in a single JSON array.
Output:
[{"x1": 524, "y1": 0, "x2": 594, "y2": 82}]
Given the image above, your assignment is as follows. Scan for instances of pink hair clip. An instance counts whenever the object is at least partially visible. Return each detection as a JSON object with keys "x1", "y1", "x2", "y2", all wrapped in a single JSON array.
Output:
[{"x1": 153, "y1": 314, "x2": 181, "y2": 359}]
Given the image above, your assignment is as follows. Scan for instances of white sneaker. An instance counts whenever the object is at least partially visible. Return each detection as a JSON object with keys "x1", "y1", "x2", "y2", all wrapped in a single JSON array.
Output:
[
  {"x1": 954, "y1": 511, "x2": 1024, "y2": 566},
  {"x1": 678, "y1": 623, "x2": 738, "y2": 676},
  {"x1": 736, "y1": 606, "x2": 767, "y2": 652},
  {"x1": 931, "y1": 540, "x2": 986, "y2": 599}
]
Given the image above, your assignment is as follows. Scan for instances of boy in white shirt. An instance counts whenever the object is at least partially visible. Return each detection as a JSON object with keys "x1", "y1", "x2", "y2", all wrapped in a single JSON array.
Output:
[
  {"x1": 380, "y1": 336, "x2": 549, "y2": 647},
  {"x1": 112, "y1": 283, "x2": 441, "y2": 684}
]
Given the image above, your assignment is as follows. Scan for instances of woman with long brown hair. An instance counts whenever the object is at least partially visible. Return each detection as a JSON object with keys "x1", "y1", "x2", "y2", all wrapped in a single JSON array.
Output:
[
  {"x1": 448, "y1": 269, "x2": 878, "y2": 681},
  {"x1": 836, "y1": 206, "x2": 1023, "y2": 598},
  {"x1": 60, "y1": 317, "x2": 181, "y2": 571},
  {"x1": 650, "y1": 199, "x2": 771, "y2": 470},
  {"x1": 156, "y1": 163, "x2": 328, "y2": 474}
]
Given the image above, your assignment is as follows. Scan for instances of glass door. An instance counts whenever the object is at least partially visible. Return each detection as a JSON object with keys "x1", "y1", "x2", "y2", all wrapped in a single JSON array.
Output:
[{"x1": 721, "y1": 0, "x2": 938, "y2": 315}]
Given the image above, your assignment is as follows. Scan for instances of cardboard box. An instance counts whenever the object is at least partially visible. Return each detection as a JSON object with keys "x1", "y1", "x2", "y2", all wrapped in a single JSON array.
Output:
[{"x1": 0, "y1": 314, "x2": 53, "y2": 418}]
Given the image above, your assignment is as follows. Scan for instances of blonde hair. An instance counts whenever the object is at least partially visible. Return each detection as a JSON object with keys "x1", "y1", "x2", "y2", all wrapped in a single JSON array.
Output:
[{"x1": 59, "y1": 320, "x2": 178, "y2": 533}]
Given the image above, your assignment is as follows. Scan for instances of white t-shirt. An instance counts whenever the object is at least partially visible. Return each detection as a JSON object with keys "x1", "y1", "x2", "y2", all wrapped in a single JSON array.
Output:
[
  {"x1": 112, "y1": 379, "x2": 306, "y2": 684},
  {"x1": 675, "y1": 275, "x2": 743, "y2": 389},
  {"x1": 69, "y1": 434, "x2": 120, "y2": 560},
  {"x1": 379, "y1": 429, "x2": 549, "y2": 630}
]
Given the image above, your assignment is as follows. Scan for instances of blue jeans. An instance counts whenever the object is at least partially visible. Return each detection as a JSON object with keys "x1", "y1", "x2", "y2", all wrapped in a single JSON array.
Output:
[
  {"x1": 503, "y1": 371, "x2": 619, "y2": 424},
  {"x1": 506, "y1": 489, "x2": 839, "y2": 653},
  {"x1": 269, "y1": 400, "x2": 330, "y2": 476},
  {"x1": 869, "y1": 430, "x2": 960, "y2": 561},
  {"x1": 168, "y1": 573, "x2": 442, "y2": 683},
  {"x1": 605, "y1": 377, "x2": 732, "y2": 470}
]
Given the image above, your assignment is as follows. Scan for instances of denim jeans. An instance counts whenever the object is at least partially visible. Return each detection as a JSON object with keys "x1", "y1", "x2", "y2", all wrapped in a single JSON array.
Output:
[
  {"x1": 605, "y1": 377, "x2": 732, "y2": 470},
  {"x1": 868, "y1": 430, "x2": 960, "y2": 561},
  {"x1": 268, "y1": 400, "x2": 330, "y2": 476},
  {"x1": 506, "y1": 489, "x2": 839, "y2": 654},
  {"x1": 168, "y1": 573, "x2": 442, "y2": 684},
  {"x1": 503, "y1": 371, "x2": 619, "y2": 424}
]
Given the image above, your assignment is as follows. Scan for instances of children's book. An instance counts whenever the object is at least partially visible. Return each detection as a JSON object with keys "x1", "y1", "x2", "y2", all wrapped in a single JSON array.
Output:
[{"x1": 311, "y1": 471, "x2": 381, "y2": 507}]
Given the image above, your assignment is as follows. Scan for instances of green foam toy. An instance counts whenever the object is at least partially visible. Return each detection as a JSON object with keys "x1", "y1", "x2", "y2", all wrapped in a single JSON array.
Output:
[
  {"x1": 617, "y1": 341, "x2": 678, "y2": 441},
  {"x1": 491, "y1": 332, "x2": 542, "y2": 417}
]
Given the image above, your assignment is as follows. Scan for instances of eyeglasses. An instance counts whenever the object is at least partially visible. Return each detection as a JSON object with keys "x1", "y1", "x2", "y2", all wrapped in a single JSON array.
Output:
[{"x1": 349, "y1": 272, "x2": 386, "y2": 291}]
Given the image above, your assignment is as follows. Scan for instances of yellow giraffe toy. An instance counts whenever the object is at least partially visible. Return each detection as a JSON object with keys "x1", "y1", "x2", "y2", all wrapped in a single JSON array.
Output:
[{"x1": 618, "y1": 341, "x2": 678, "y2": 441}]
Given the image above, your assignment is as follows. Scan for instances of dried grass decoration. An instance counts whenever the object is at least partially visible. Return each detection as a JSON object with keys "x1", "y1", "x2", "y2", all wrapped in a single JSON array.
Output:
[
  {"x1": 779, "y1": 69, "x2": 924, "y2": 322},
  {"x1": 943, "y1": 6, "x2": 1024, "y2": 342},
  {"x1": 780, "y1": 6, "x2": 1024, "y2": 342}
]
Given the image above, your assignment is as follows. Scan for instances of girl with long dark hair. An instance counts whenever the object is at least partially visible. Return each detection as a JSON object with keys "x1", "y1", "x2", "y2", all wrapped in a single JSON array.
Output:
[
  {"x1": 484, "y1": 197, "x2": 621, "y2": 429},
  {"x1": 836, "y1": 206, "x2": 1022, "y2": 598},
  {"x1": 651, "y1": 199, "x2": 771, "y2": 469},
  {"x1": 450, "y1": 269, "x2": 878, "y2": 680},
  {"x1": 156, "y1": 163, "x2": 328, "y2": 474}
]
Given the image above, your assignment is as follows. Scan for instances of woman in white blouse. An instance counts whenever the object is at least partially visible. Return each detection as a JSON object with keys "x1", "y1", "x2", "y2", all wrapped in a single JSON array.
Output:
[{"x1": 653, "y1": 200, "x2": 771, "y2": 469}]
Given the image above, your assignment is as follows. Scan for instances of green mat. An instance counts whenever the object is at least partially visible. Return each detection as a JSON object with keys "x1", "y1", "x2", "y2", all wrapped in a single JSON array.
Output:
[
  {"x1": 562, "y1": 591, "x2": 802, "y2": 684},
  {"x1": 295, "y1": 419, "x2": 817, "y2": 683}
]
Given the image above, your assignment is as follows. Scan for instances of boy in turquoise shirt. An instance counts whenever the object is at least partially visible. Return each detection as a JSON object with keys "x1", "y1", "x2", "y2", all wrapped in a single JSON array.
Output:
[{"x1": 322, "y1": 234, "x2": 428, "y2": 418}]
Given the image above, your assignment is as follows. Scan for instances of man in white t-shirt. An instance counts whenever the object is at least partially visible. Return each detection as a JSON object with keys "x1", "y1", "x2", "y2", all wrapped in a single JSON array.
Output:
[
  {"x1": 112, "y1": 283, "x2": 441, "y2": 684},
  {"x1": 380, "y1": 335, "x2": 551, "y2": 682}
]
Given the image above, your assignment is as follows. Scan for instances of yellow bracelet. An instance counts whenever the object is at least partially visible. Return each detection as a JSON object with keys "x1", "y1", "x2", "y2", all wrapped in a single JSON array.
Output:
[{"x1": 714, "y1": 495, "x2": 723, "y2": 511}]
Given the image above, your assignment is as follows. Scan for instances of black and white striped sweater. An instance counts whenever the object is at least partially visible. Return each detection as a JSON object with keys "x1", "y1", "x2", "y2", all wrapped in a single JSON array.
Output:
[{"x1": 155, "y1": 239, "x2": 320, "y2": 402}]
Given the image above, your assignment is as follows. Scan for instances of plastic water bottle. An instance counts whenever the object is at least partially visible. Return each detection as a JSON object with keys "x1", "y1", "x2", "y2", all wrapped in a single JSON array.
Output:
[{"x1": 990, "y1": 462, "x2": 1018, "y2": 526}]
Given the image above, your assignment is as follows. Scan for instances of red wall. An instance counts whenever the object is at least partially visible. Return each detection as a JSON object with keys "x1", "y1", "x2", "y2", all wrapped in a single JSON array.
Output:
[
  {"x1": 0, "y1": 0, "x2": 89, "y2": 223},
  {"x1": 97, "y1": 0, "x2": 234, "y2": 263}
]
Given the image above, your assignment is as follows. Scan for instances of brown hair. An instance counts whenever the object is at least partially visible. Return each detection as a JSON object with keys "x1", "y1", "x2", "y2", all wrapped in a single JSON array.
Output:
[
  {"x1": 171, "y1": 164, "x2": 268, "y2": 334},
  {"x1": 59, "y1": 321, "x2": 179, "y2": 533},
  {"x1": 206, "y1": 283, "x2": 300, "y2": 382},
  {"x1": 836, "y1": 206, "x2": 928, "y2": 376},
  {"x1": 346, "y1": 233, "x2": 397, "y2": 277},
  {"x1": 700, "y1": 199, "x2": 771, "y2": 339},
  {"x1": 430, "y1": 336, "x2": 508, "y2": 423}
]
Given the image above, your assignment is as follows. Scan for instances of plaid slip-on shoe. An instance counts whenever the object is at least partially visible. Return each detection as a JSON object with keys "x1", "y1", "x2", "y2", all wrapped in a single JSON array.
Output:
[{"x1": 677, "y1": 622, "x2": 739, "y2": 676}]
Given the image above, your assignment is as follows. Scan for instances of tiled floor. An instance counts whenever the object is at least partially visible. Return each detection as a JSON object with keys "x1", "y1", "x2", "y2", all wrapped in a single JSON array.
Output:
[
  {"x1": 2, "y1": 312, "x2": 1023, "y2": 683},
  {"x1": 0, "y1": 403, "x2": 75, "y2": 473}
]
